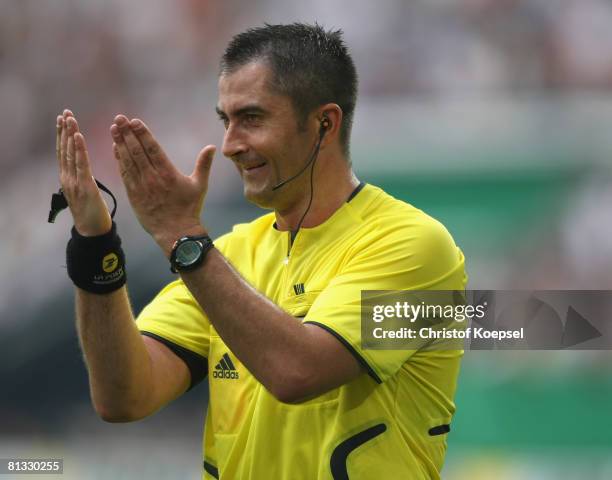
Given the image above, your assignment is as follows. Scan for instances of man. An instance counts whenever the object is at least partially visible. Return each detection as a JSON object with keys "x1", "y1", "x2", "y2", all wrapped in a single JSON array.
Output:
[{"x1": 55, "y1": 23, "x2": 466, "y2": 479}]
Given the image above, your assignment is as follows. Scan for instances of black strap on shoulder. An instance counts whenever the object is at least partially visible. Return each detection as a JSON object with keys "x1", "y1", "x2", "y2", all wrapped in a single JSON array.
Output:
[{"x1": 48, "y1": 179, "x2": 117, "y2": 223}]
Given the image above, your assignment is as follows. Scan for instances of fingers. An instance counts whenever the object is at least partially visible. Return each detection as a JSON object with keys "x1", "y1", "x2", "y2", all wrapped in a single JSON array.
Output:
[
  {"x1": 59, "y1": 110, "x2": 79, "y2": 177},
  {"x1": 111, "y1": 124, "x2": 140, "y2": 186},
  {"x1": 111, "y1": 114, "x2": 181, "y2": 192},
  {"x1": 63, "y1": 109, "x2": 77, "y2": 136},
  {"x1": 60, "y1": 116, "x2": 69, "y2": 177},
  {"x1": 112, "y1": 115, "x2": 149, "y2": 174},
  {"x1": 56, "y1": 115, "x2": 63, "y2": 169},
  {"x1": 67, "y1": 134, "x2": 75, "y2": 178},
  {"x1": 74, "y1": 132, "x2": 93, "y2": 183},
  {"x1": 65, "y1": 117, "x2": 78, "y2": 177},
  {"x1": 54, "y1": 110, "x2": 112, "y2": 236},
  {"x1": 57, "y1": 110, "x2": 95, "y2": 187},
  {"x1": 128, "y1": 118, "x2": 172, "y2": 171},
  {"x1": 192, "y1": 145, "x2": 216, "y2": 189}
]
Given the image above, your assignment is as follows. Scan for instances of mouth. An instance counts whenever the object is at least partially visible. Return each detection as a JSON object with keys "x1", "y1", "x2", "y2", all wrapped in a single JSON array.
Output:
[{"x1": 243, "y1": 162, "x2": 266, "y2": 172}]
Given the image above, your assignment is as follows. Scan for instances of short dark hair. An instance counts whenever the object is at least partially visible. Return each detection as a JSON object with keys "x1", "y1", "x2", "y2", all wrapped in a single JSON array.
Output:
[{"x1": 220, "y1": 23, "x2": 358, "y2": 157}]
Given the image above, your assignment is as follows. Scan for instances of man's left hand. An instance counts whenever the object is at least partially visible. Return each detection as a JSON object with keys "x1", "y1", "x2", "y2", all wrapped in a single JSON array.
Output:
[{"x1": 110, "y1": 114, "x2": 216, "y2": 256}]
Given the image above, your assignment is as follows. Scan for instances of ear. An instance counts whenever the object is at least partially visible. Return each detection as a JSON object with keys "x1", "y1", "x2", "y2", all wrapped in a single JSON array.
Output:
[{"x1": 317, "y1": 103, "x2": 343, "y2": 148}]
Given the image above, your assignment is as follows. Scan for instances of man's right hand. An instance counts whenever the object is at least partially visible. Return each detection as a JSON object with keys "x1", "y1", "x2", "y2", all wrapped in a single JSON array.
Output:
[
  {"x1": 57, "y1": 109, "x2": 112, "y2": 236},
  {"x1": 57, "y1": 111, "x2": 191, "y2": 421}
]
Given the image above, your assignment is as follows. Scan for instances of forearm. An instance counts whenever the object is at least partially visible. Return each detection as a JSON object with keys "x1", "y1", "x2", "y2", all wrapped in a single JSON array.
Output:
[
  {"x1": 55, "y1": 111, "x2": 190, "y2": 419},
  {"x1": 180, "y1": 249, "x2": 313, "y2": 399},
  {"x1": 101, "y1": 113, "x2": 359, "y2": 401},
  {"x1": 75, "y1": 286, "x2": 153, "y2": 420}
]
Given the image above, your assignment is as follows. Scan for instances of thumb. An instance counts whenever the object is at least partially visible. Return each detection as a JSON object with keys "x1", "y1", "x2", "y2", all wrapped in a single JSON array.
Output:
[{"x1": 191, "y1": 144, "x2": 216, "y2": 190}]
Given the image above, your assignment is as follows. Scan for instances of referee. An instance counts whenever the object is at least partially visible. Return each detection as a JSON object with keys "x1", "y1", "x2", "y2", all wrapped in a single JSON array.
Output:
[{"x1": 55, "y1": 23, "x2": 467, "y2": 480}]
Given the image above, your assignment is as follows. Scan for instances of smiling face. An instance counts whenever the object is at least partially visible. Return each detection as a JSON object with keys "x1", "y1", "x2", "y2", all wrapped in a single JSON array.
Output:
[{"x1": 217, "y1": 61, "x2": 316, "y2": 209}]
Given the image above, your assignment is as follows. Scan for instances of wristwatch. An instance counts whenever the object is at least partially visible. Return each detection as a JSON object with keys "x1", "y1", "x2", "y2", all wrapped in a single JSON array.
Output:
[{"x1": 169, "y1": 234, "x2": 214, "y2": 273}]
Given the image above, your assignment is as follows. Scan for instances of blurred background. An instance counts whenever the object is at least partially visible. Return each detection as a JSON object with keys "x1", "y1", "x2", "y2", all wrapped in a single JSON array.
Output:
[{"x1": 1, "y1": 0, "x2": 611, "y2": 478}]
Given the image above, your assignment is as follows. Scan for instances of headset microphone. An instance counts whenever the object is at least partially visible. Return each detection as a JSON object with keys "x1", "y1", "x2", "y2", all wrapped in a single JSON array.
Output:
[
  {"x1": 271, "y1": 117, "x2": 329, "y2": 191},
  {"x1": 273, "y1": 116, "x2": 330, "y2": 251}
]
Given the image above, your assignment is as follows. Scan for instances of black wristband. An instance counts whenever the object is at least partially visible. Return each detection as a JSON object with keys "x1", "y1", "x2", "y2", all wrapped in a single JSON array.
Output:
[{"x1": 66, "y1": 222, "x2": 126, "y2": 294}]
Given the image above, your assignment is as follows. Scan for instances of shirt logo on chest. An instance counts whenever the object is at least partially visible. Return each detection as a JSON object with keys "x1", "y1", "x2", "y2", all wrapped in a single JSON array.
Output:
[
  {"x1": 293, "y1": 283, "x2": 305, "y2": 295},
  {"x1": 213, "y1": 352, "x2": 240, "y2": 380}
]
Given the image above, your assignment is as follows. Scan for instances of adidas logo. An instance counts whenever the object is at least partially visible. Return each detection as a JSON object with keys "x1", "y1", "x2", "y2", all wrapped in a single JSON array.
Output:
[
  {"x1": 293, "y1": 283, "x2": 305, "y2": 295},
  {"x1": 213, "y1": 353, "x2": 239, "y2": 379}
]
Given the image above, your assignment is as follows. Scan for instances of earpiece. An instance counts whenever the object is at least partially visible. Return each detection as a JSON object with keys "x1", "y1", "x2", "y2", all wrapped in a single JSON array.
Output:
[
  {"x1": 273, "y1": 115, "x2": 329, "y2": 191},
  {"x1": 320, "y1": 116, "x2": 330, "y2": 136}
]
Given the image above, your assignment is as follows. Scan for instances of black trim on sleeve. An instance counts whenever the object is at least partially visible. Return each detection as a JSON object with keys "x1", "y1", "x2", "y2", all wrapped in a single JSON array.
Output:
[
  {"x1": 304, "y1": 321, "x2": 382, "y2": 384},
  {"x1": 203, "y1": 460, "x2": 219, "y2": 479},
  {"x1": 330, "y1": 423, "x2": 387, "y2": 480},
  {"x1": 140, "y1": 331, "x2": 208, "y2": 390},
  {"x1": 428, "y1": 424, "x2": 451, "y2": 436}
]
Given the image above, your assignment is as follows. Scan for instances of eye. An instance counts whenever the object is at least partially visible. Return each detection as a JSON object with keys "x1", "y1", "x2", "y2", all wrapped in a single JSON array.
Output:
[
  {"x1": 244, "y1": 113, "x2": 261, "y2": 125},
  {"x1": 218, "y1": 116, "x2": 229, "y2": 129}
]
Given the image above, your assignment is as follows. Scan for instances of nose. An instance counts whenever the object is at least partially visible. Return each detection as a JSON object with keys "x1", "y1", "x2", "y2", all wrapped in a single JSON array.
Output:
[{"x1": 222, "y1": 124, "x2": 248, "y2": 158}]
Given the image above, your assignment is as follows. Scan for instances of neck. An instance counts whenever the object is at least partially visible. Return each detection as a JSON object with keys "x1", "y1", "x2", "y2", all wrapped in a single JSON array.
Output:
[{"x1": 274, "y1": 158, "x2": 359, "y2": 232}]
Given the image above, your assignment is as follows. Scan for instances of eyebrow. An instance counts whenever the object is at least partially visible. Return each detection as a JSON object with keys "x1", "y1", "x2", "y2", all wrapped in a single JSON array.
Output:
[{"x1": 215, "y1": 104, "x2": 267, "y2": 118}]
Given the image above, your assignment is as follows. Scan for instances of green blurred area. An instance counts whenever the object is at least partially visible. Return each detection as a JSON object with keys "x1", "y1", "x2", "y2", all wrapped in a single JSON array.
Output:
[
  {"x1": 451, "y1": 362, "x2": 612, "y2": 447},
  {"x1": 365, "y1": 164, "x2": 581, "y2": 255},
  {"x1": 443, "y1": 357, "x2": 612, "y2": 478}
]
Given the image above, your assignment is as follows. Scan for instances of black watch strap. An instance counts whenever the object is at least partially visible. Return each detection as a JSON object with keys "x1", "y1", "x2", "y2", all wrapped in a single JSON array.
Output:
[{"x1": 170, "y1": 234, "x2": 214, "y2": 273}]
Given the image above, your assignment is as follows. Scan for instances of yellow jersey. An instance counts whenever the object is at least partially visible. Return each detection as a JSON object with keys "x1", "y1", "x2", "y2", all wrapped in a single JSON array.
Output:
[{"x1": 137, "y1": 183, "x2": 467, "y2": 479}]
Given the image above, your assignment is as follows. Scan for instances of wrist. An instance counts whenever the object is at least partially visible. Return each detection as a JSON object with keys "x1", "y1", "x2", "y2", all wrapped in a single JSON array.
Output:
[
  {"x1": 74, "y1": 216, "x2": 113, "y2": 237},
  {"x1": 67, "y1": 221, "x2": 127, "y2": 294},
  {"x1": 156, "y1": 225, "x2": 208, "y2": 258}
]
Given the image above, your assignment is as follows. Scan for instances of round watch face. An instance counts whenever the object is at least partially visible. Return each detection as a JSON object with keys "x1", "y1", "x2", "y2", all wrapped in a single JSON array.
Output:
[{"x1": 176, "y1": 240, "x2": 202, "y2": 267}]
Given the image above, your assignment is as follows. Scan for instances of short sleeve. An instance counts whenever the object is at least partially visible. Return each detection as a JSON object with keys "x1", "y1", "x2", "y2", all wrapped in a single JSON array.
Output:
[
  {"x1": 137, "y1": 280, "x2": 212, "y2": 357},
  {"x1": 135, "y1": 232, "x2": 233, "y2": 389},
  {"x1": 303, "y1": 216, "x2": 467, "y2": 384}
]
